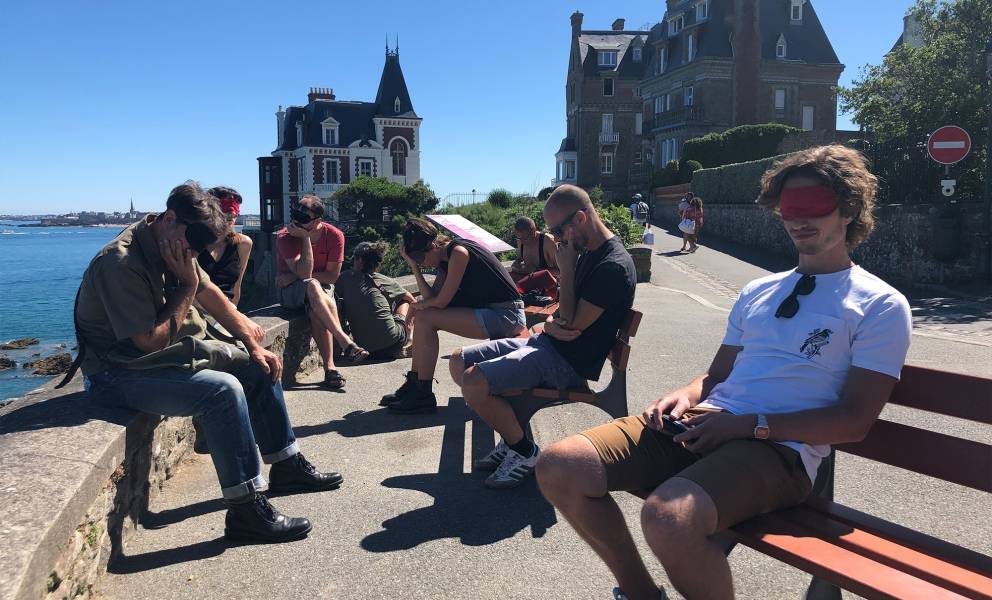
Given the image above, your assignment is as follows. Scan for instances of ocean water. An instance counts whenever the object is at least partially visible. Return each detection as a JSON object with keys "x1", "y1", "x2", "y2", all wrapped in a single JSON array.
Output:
[{"x1": 0, "y1": 221, "x2": 124, "y2": 401}]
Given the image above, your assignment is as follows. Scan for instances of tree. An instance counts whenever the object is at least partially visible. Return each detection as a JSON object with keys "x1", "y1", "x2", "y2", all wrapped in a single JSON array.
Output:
[
  {"x1": 487, "y1": 188, "x2": 514, "y2": 208},
  {"x1": 333, "y1": 176, "x2": 438, "y2": 224},
  {"x1": 838, "y1": 0, "x2": 990, "y2": 197}
]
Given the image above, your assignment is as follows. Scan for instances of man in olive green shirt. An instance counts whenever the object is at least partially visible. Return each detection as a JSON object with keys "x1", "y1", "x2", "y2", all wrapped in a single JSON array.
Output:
[{"x1": 78, "y1": 183, "x2": 342, "y2": 544}]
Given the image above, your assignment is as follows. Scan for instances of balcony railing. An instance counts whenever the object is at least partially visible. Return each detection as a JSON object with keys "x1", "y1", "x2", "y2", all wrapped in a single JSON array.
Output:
[
  {"x1": 313, "y1": 183, "x2": 345, "y2": 196},
  {"x1": 652, "y1": 105, "x2": 706, "y2": 130},
  {"x1": 599, "y1": 131, "x2": 620, "y2": 145}
]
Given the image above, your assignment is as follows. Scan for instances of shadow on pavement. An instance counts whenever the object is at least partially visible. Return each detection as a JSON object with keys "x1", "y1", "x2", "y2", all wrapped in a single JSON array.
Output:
[
  {"x1": 360, "y1": 398, "x2": 558, "y2": 551},
  {"x1": 107, "y1": 537, "x2": 232, "y2": 574},
  {"x1": 140, "y1": 498, "x2": 226, "y2": 530},
  {"x1": 293, "y1": 404, "x2": 470, "y2": 439}
]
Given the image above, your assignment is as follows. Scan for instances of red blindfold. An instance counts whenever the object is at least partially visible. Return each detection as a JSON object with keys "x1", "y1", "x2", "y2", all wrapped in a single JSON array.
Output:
[
  {"x1": 779, "y1": 185, "x2": 838, "y2": 220},
  {"x1": 219, "y1": 197, "x2": 241, "y2": 217}
]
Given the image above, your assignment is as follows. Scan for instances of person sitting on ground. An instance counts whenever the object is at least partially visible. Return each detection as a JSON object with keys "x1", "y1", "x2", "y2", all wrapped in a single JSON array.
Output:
[
  {"x1": 382, "y1": 217, "x2": 526, "y2": 414},
  {"x1": 74, "y1": 183, "x2": 344, "y2": 544},
  {"x1": 677, "y1": 193, "x2": 692, "y2": 252},
  {"x1": 197, "y1": 186, "x2": 252, "y2": 306},
  {"x1": 509, "y1": 216, "x2": 559, "y2": 302},
  {"x1": 682, "y1": 195, "x2": 704, "y2": 253},
  {"x1": 275, "y1": 194, "x2": 368, "y2": 390},
  {"x1": 449, "y1": 185, "x2": 637, "y2": 489},
  {"x1": 335, "y1": 240, "x2": 415, "y2": 361},
  {"x1": 534, "y1": 145, "x2": 912, "y2": 600}
]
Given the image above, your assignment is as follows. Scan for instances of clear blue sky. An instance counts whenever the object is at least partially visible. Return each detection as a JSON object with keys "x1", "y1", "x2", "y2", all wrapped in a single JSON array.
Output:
[{"x1": 0, "y1": 0, "x2": 913, "y2": 215}]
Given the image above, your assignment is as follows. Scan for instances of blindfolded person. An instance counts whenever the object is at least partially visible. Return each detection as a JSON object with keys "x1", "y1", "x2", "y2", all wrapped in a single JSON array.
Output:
[
  {"x1": 535, "y1": 146, "x2": 912, "y2": 600},
  {"x1": 382, "y1": 217, "x2": 525, "y2": 414},
  {"x1": 196, "y1": 186, "x2": 252, "y2": 306}
]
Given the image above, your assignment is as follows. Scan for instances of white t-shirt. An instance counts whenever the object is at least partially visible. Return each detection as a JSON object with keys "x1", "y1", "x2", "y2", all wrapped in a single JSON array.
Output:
[
  {"x1": 699, "y1": 265, "x2": 912, "y2": 483},
  {"x1": 677, "y1": 200, "x2": 690, "y2": 214}
]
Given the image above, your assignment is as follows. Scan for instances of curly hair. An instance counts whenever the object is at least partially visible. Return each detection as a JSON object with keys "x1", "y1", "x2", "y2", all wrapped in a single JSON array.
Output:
[
  {"x1": 757, "y1": 145, "x2": 878, "y2": 249},
  {"x1": 164, "y1": 181, "x2": 227, "y2": 242},
  {"x1": 353, "y1": 240, "x2": 390, "y2": 273}
]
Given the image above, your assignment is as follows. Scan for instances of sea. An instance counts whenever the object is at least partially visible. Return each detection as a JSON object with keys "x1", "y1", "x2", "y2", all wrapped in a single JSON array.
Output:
[{"x1": 0, "y1": 221, "x2": 124, "y2": 402}]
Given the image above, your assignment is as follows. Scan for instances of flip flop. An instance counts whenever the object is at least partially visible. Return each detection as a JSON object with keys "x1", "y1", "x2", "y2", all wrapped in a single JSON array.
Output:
[{"x1": 343, "y1": 343, "x2": 370, "y2": 363}]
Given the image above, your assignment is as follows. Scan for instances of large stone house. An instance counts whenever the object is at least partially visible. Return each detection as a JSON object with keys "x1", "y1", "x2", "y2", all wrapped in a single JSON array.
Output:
[
  {"x1": 641, "y1": 0, "x2": 843, "y2": 169},
  {"x1": 554, "y1": 13, "x2": 650, "y2": 202},
  {"x1": 257, "y1": 47, "x2": 421, "y2": 232}
]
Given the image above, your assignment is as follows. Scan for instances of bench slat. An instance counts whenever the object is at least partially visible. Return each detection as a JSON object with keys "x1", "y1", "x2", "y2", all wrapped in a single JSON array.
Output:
[
  {"x1": 730, "y1": 512, "x2": 980, "y2": 600},
  {"x1": 769, "y1": 506, "x2": 992, "y2": 598},
  {"x1": 836, "y1": 419, "x2": 992, "y2": 492},
  {"x1": 891, "y1": 366, "x2": 992, "y2": 425}
]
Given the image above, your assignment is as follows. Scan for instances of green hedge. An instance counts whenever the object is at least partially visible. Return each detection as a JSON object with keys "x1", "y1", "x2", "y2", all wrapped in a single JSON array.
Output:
[
  {"x1": 691, "y1": 153, "x2": 794, "y2": 205},
  {"x1": 682, "y1": 124, "x2": 802, "y2": 168}
]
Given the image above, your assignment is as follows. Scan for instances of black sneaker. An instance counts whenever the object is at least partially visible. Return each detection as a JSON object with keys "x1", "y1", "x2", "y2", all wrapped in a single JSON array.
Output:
[
  {"x1": 224, "y1": 493, "x2": 312, "y2": 543},
  {"x1": 380, "y1": 371, "x2": 417, "y2": 406},
  {"x1": 268, "y1": 453, "x2": 344, "y2": 494},
  {"x1": 387, "y1": 389, "x2": 438, "y2": 414}
]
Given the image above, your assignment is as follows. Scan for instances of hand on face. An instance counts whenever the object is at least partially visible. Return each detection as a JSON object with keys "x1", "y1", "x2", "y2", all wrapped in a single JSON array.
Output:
[
  {"x1": 286, "y1": 222, "x2": 310, "y2": 239},
  {"x1": 160, "y1": 237, "x2": 198, "y2": 288}
]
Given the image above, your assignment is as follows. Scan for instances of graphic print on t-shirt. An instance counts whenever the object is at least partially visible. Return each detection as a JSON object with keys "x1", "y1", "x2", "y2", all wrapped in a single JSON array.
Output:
[{"x1": 800, "y1": 328, "x2": 833, "y2": 359}]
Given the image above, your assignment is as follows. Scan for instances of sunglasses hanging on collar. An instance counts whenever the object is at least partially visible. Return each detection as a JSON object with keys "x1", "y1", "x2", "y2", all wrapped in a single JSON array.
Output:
[{"x1": 775, "y1": 274, "x2": 816, "y2": 319}]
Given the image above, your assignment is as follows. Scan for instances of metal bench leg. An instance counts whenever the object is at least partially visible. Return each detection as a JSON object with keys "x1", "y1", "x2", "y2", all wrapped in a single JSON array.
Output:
[
  {"x1": 804, "y1": 450, "x2": 840, "y2": 600},
  {"x1": 593, "y1": 368, "x2": 630, "y2": 420},
  {"x1": 508, "y1": 392, "x2": 566, "y2": 441}
]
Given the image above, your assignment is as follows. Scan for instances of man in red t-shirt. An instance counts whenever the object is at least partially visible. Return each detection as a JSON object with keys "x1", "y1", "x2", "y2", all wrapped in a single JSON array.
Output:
[{"x1": 275, "y1": 195, "x2": 368, "y2": 389}]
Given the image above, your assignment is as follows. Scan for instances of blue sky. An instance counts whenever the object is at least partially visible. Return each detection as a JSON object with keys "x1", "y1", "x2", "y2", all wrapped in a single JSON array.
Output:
[{"x1": 0, "y1": 0, "x2": 913, "y2": 215}]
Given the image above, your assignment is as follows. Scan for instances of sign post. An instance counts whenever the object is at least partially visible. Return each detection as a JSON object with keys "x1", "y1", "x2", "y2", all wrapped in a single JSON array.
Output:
[{"x1": 927, "y1": 126, "x2": 972, "y2": 198}]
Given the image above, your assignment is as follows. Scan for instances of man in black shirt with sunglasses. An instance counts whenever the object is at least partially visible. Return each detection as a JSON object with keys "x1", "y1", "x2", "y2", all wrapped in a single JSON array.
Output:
[{"x1": 536, "y1": 146, "x2": 912, "y2": 600}]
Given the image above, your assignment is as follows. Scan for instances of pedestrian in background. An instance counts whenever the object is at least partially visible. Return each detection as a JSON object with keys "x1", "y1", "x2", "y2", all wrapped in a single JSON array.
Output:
[
  {"x1": 677, "y1": 193, "x2": 692, "y2": 251},
  {"x1": 683, "y1": 196, "x2": 705, "y2": 253}
]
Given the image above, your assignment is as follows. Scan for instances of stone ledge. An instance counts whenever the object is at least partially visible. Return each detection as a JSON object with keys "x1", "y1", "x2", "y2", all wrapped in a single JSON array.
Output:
[{"x1": 0, "y1": 309, "x2": 320, "y2": 600}]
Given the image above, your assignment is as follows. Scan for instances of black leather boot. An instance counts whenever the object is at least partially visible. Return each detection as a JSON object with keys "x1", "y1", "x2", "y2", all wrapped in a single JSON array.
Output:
[
  {"x1": 268, "y1": 453, "x2": 344, "y2": 494},
  {"x1": 224, "y1": 493, "x2": 311, "y2": 543},
  {"x1": 387, "y1": 388, "x2": 438, "y2": 414},
  {"x1": 380, "y1": 371, "x2": 418, "y2": 406}
]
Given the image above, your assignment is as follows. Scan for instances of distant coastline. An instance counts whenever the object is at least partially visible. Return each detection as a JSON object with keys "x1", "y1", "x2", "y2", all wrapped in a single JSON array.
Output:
[{"x1": 19, "y1": 222, "x2": 131, "y2": 228}]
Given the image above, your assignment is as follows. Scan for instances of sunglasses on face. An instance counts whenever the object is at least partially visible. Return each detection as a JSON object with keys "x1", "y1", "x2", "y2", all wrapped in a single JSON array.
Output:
[
  {"x1": 549, "y1": 210, "x2": 582, "y2": 238},
  {"x1": 775, "y1": 274, "x2": 816, "y2": 319},
  {"x1": 290, "y1": 207, "x2": 317, "y2": 225},
  {"x1": 177, "y1": 218, "x2": 218, "y2": 253}
]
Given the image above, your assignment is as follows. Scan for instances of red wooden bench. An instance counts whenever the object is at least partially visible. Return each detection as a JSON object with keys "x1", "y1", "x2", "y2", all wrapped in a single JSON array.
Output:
[
  {"x1": 501, "y1": 309, "x2": 643, "y2": 431},
  {"x1": 632, "y1": 365, "x2": 992, "y2": 599}
]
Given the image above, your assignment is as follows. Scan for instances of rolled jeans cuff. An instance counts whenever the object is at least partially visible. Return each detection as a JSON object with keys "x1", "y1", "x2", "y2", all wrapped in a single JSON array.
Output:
[
  {"x1": 221, "y1": 473, "x2": 267, "y2": 501},
  {"x1": 261, "y1": 441, "x2": 299, "y2": 464}
]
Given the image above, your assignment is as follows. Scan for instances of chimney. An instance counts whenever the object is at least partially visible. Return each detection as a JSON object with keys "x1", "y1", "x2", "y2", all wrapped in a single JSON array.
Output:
[
  {"x1": 307, "y1": 87, "x2": 336, "y2": 103},
  {"x1": 276, "y1": 105, "x2": 285, "y2": 145},
  {"x1": 730, "y1": 0, "x2": 762, "y2": 125},
  {"x1": 570, "y1": 11, "x2": 583, "y2": 37},
  {"x1": 612, "y1": 18, "x2": 625, "y2": 31}
]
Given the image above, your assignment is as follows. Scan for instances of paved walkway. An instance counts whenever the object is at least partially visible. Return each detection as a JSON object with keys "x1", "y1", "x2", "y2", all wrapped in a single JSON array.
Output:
[{"x1": 95, "y1": 228, "x2": 992, "y2": 599}]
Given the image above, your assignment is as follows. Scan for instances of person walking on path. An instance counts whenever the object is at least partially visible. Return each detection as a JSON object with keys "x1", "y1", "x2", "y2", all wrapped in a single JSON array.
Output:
[
  {"x1": 535, "y1": 146, "x2": 912, "y2": 600},
  {"x1": 677, "y1": 193, "x2": 692, "y2": 252},
  {"x1": 197, "y1": 186, "x2": 252, "y2": 306},
  {"x1": 682, "y1": 196, "x2": 704, "y2": 253},
  {"x1": 74, "y1": 183, "x2": 344, "y2": 544},
  {"x1": 383, "y1": 217, "x2": 526, "y2": 414},
  {"x1": 275, "y1": 194, "x2": 368, "y2": 389},
  {"x1": 335, "y1": 241, "x2": 415, "y2": 361}
]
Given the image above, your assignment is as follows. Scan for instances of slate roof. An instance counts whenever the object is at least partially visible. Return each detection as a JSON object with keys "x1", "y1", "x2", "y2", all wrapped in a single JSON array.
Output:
[
  {"x1": 558, "y1": 138, "x2": 577, "y2": 153},
  {"x1": 277, "y1": 51, "x2": 419, "y2": 151},
  {"x1": 578, "y1": 31, "x2": 650, "y2": 79}
]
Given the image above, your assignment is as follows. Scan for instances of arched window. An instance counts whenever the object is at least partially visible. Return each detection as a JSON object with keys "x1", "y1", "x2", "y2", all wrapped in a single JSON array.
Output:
[
  {"x1": 394, "y1": 97, "x2": 401, "y2": 113},
  {"x1": 390, "y1": 139, "x2": 408, "y2": 176}
]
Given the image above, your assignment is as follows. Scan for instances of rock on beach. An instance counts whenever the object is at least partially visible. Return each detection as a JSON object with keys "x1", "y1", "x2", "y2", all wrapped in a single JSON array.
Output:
[
  {"x1": 0, "y1": 337, "x2": 40, "y2": 350},
  {"x1": 0, "y1": 356, "x2": 15, "y2": 370},
  {"x1": 22, "y1": 353, "x2": 72, "y2": 376}
]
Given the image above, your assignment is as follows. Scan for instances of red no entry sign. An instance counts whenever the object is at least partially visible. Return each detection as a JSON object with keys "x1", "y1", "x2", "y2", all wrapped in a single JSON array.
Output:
[{"x1": 927, "y1": 126, "x2": 972, "y2": 165}]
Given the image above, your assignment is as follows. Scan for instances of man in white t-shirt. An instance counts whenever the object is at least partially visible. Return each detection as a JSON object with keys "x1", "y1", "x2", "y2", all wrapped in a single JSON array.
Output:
[{"x1": 535, "y1": 145, "x2": 912, "y2": 600}]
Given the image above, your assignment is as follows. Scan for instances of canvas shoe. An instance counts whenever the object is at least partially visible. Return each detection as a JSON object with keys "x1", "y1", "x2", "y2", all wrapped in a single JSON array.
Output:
[
  {"x1": 472, "y1": 441, "x2": 508, "y2": 472},
  {"x1": 484, "y1": 445, "x2": 539, "y2": 489}
]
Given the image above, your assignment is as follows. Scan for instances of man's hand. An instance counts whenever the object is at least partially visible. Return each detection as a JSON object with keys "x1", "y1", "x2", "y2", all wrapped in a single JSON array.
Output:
[
  {"x1": 556, "y1": 234, "x2": 578, "y2": 273},
  {"x1": 673, "y1": 412, "x2": 753, "y2": 454},
  {"x1": 543, "y1": 318, "x2": 580, "y2": 341},
  {"x1": 286, "y1": 222, "x2": 309, "y2": 239},
  {"x1": 247, "y1": 320, "x2": 265, "y2": 344},
  {"x1": 642, "y1": 390, "x2": 694, "y2": 430},
  {"x1": 160, "y1": 239, "x2": 199, "y2": 289},
  {"x1": 250, "y1": 346, "x2": 283, "y2": 383}
]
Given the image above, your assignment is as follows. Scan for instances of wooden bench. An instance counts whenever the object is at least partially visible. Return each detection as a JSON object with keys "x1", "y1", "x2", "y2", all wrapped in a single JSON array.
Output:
[
  {"x1": 500, "y1": 309, "x2": 643, "y2": 432},
  {"x1": 632, "y1": 365, "x2": 992, "y2": 599},
  {"x1": 524, "y1": 302, "x2": 559, "y2": 328}
]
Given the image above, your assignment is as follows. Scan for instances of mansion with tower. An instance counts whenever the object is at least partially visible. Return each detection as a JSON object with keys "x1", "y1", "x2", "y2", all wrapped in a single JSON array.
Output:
[
  {"x1": 554, "y1": 0, "x2": 843, "y2": 201},
  {"x1": 258, "y1": 46, "x2": 422, "y2": 232}
]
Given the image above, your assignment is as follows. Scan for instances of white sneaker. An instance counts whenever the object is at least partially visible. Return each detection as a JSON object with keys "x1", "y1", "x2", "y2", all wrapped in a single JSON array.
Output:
[
  {"x1": 472, "y1": 441, "x2": 508, "y2": 471},
  {"x1": 484, "y1": 445, "x2": 539, "y2": 489}
]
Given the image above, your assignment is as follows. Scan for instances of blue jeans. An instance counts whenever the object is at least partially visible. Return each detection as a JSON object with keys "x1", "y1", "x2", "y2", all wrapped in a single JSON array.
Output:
[{"x1": 88, "y1": 360, "x2": 299, "y2": 500}]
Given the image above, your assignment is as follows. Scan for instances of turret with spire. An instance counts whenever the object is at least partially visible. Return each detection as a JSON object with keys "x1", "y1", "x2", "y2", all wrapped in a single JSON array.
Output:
[{"x1": 374, "y1": 40, "x2": 417, "y2": 118}]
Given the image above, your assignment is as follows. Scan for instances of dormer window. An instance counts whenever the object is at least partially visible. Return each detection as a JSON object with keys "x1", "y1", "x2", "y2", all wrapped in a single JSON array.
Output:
[
  {"x1": 656, "y1": 47, "x2": 668, "y2": 75},
  {"x1": 791, "y1": 0, "x2": 803, "y2": 22},
  {"x1": 394, "y1": 97, "x2": 401, "y2": 113},
  {"x1": 598, "y1": 50, "x2": 618, "y2": 67},
  {"x1": 296, "y1": 122, "x2": 304, "y2": 147},
  {"x1": 687, "y1": 34, "x2": 696, "y2": 61},
  {"x1": 696, "y1": 0, "x2": 709, "y2": 21},
  {"x1": 633, "y1": 46, "x2": 642, "y2": 62},
  {"x1": 776, "y1": 34, "x2": 787, "y2": 59},
  {"x1": 321, "y1": 118, "x2": 339, "y2": 146},
  {"x1": 668, "y1": 14, "x2": 684, "y2": 36}
]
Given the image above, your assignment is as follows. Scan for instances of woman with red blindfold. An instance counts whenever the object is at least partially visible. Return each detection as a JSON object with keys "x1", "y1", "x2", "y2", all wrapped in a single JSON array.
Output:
[{"x1": 198, "y1": 186, "x2": 253, "y2": 306}]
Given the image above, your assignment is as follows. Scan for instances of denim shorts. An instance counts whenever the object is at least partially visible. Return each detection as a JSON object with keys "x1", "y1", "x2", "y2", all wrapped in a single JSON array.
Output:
[
  {"x1": 473, "y1": 303, "x2": 526, "y2": 339},
  {"x1": 278, "y1": 279, "x2": 332, "y2": 311},
  {"x1": 461, "y1": 334, "x2": 585, "y2": 394}
]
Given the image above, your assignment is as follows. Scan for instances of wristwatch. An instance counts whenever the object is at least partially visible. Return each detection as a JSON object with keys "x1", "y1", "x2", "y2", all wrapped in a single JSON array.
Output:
[{"x1": 754, "y1": 414, "x2": 770, "y2": 440}]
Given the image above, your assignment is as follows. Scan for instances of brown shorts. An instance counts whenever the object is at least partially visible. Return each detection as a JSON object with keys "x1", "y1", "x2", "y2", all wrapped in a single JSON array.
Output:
[{"x1": 580, "y1": 412, "x2": 812, "y2": 531}]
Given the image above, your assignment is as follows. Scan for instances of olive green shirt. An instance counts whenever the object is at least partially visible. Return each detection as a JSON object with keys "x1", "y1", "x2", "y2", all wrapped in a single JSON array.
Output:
[
  {"x1": 335, "y1": 269, "x2": 408, "y2": 353},
  {"x1": 76, "y1": 216, "x2": 211, "y2": 376}
]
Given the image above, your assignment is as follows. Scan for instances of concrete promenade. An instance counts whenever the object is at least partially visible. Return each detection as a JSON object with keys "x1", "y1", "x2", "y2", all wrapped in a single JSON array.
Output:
[{"x1": 95, "y1": 227, "x2": 992, "y2": 599}]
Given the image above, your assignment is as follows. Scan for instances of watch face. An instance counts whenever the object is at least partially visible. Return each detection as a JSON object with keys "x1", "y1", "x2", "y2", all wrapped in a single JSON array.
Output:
[{"x1": 755, "y1": 426, "x2": 770, "y2": 440}]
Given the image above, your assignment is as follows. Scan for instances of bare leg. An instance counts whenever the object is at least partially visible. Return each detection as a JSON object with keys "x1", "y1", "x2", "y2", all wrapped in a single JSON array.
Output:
[
  {"x1": 461, "y1": 366, "x2": 524, "y2": 444},
  {"x1": 448, "y1": 348, "x2": 465, "y2": 387},
  {"x1": 537, "y1": 436, "x2": 661, "y2": 600},
  {"x1": 642, "y1": 477, "x2": 733, "y2": 600},
  {"x1": 309, "y1": 310, "x2": 335, "y2": 370},
  {"x1": 410, "y1": 308, "x2": 486, "y2": 380},
  {"x1": 305, "y1": 280, "x2": 354, "y2": 349}
]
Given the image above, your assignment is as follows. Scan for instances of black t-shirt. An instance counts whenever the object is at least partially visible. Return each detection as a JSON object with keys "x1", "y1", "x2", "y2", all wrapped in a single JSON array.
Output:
[
  {"x1": 440, "y1": 239, "x2": 521, "y2": 308},
  {"x1": 197, "y1": 241, "x2": 240, "y2": 298},
  {"x1": 549, "y1": 236, "x2": 636, "y2": 381}
]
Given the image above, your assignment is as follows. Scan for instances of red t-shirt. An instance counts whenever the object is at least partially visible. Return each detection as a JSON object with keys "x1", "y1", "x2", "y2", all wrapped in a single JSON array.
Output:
[{"x1": 276, "y1": 221, "x2": 345, "y2": 275}]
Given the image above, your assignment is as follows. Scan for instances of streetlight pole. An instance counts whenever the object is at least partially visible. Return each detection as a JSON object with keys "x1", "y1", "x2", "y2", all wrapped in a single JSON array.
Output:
[{"x1": 984, "y1": 40, "x2": 992, "y2": 282}]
